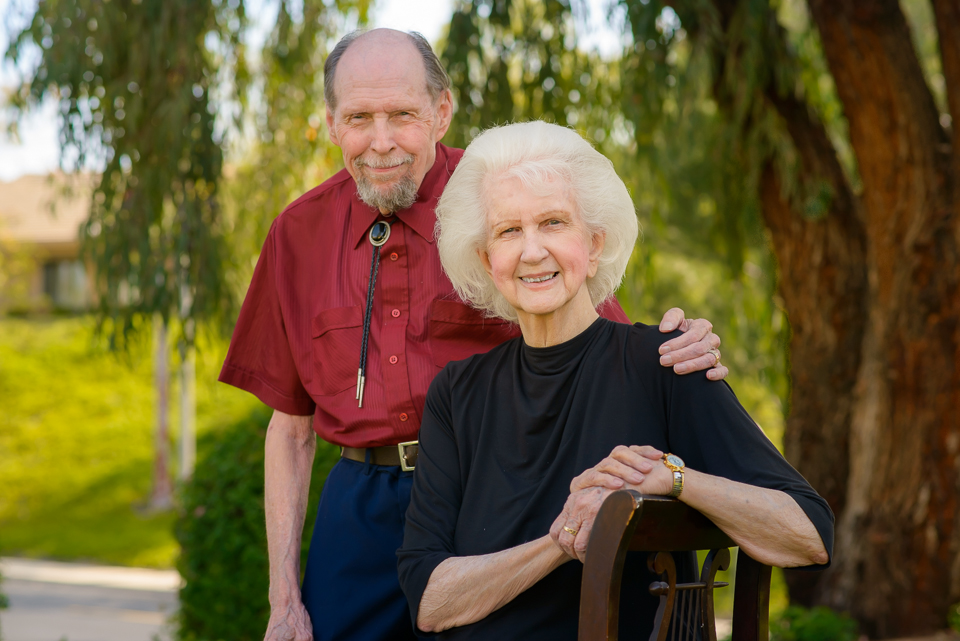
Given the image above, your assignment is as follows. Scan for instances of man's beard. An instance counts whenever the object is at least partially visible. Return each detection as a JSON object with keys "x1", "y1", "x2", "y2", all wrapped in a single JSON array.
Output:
[{"x1": 354, "y1": 156, "x2": 419, "y2": 213}]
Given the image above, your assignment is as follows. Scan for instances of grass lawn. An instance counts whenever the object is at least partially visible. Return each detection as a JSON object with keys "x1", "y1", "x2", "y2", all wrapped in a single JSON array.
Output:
[{"x1": 0, "y1": 316, "x2": 261, "y2": 568}]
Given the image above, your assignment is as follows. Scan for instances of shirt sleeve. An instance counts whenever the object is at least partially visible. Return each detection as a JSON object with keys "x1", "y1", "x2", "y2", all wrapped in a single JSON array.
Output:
[
  {"x1": 645, "y1": 329, "x2": 835, "y2": 568},
  {"x1": 219, "y1": 221, "x2": 316, "y2": 416},
  {"x1": 598, "y1": 296, "x2": 631, "y2": 323},
  {"x1": 397, "y1": 366, "x2": 462, "y2": 632}
]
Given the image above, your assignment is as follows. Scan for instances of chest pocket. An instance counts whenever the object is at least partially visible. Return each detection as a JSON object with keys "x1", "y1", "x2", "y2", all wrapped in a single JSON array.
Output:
[
  {"x1": 311, "y1": 306, "x2": 362, "y2": 396},
  {"x1": 428, "y1": 299, "x2": 519, "y2": 368}
]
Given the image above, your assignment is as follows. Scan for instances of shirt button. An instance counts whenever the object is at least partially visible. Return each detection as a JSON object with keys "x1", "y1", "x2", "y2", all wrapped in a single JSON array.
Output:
[
  {"x1": 399, "y1": 413, "x2": 408, "y2": 422},
  {"x1": 389, "y1": 355, "x2": 398, "y2": 364},
  {"x1": 391, "y1": 309, "x2": 401, "y2": 318},
  {"x1": 390, "y1": 252, "x2": 398, "y2": 261}
]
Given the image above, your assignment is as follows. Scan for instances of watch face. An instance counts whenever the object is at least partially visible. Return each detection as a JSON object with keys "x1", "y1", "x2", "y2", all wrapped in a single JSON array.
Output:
[{"x1": 665, "y1": 454, "x2": 685, "y2": 469}]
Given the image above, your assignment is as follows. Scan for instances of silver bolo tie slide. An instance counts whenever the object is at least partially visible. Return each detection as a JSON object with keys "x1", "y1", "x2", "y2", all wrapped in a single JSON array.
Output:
[{"x1": 356, "y1": 219, "x2": 392, "y2": 407}]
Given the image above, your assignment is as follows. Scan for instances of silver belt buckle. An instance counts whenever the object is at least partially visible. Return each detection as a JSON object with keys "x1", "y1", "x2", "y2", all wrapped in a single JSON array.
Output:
[{"x1": 398, "y1": 440, "x2": 418, "y2": 472}]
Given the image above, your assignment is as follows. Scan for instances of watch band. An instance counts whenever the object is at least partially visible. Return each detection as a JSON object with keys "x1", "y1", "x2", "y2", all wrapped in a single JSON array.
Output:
[
  {"x1": 669, "y1": 469, "x2": 684, "y2": 498},
  {"x1": 662, "y1": 453, "x2": 685, "y2": 498}
]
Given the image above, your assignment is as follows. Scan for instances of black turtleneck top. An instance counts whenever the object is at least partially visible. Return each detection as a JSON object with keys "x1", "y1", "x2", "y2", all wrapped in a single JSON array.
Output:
[{"x1": 398, "y1": 318, "x2": 834, "y2": 640}]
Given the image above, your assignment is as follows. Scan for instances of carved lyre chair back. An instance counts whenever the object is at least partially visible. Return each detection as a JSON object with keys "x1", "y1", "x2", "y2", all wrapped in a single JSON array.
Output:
[{"x1": 578, "y1": 491, "x2": 772, "y2": 641}]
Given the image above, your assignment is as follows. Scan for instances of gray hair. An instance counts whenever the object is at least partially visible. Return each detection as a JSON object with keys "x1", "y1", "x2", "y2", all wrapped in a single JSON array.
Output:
[
  {"x1": 435, "y1": 121, "x2": 639, "y2": 322},
  {"x1": 323, "y1": 30, "x2": 451, "y2": 111}
]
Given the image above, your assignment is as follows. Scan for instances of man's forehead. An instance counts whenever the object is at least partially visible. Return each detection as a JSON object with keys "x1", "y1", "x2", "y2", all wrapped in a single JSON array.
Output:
[
  {"x1": 333, "y1": 33, "x2": 431, "y2": 109},
  {"x1": 334, "y1": 76, "x2": 432, "y2": 112}
]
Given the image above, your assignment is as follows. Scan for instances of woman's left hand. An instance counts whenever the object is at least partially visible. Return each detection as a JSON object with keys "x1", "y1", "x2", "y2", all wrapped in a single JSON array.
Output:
[{"x1": 568, "y1": 445, "x2": 664, "y2": 493}]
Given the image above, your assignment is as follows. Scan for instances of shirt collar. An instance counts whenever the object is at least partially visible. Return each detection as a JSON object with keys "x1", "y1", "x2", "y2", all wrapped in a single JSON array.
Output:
[{"x1": 349, "y1": 143, "x2": 456, "y2": 248}]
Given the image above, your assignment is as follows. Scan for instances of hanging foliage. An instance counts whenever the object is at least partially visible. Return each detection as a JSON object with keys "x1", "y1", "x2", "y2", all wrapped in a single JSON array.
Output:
[
  {"x1": 3, "y1": 0, "x2": 369, "y2": 344},
  {"x1": 440, "y1": 0, "x2": 788, "y2": 409},
  {"x1": 5, "y1": 0, "x2": 250, "y2": 345},
  {"x1": 222, "y1": 0, "x2": 368, "y2": 288}
]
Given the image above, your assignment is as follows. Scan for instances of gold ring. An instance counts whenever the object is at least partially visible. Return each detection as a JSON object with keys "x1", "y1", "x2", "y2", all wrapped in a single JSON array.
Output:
[
  {"x1": 563, "y1": 526, "x2": 579, "y2": 536},
  {"x1": 708, "y1": 348, "x2": 721, "y2": 365}
]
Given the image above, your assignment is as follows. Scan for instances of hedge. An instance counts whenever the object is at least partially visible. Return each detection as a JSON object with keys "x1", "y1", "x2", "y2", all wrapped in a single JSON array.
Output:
[
  {"x1": 769, "y1": 606, "x2": 858, "y2": 641},
  {"x1": 0, "y1": 567, "x2": 7, "y2": 641},
  {"x1": 175, "y1": 404, "x2": 340, "y2": 640}
]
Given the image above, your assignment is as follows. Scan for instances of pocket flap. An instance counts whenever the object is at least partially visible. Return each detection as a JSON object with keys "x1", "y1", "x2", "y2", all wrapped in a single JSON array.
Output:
[{"x1": 311, "y1": 305, "x2": 363, "y2": 338}]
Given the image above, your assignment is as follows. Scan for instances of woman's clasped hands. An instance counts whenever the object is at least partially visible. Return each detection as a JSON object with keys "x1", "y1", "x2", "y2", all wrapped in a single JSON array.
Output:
[{"x1": 549, "y1": 445, "x2": 671, "y2": 562}]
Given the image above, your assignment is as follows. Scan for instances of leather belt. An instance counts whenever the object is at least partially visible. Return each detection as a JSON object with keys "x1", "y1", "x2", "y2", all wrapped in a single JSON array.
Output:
[{"x1": 341, "y1": 441, "x2": 419, "y2": 472}]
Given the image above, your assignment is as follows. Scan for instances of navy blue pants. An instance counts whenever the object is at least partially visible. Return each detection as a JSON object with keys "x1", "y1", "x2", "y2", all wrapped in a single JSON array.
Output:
[{"x1": 300, "y1": 458, "x2": 420, "y2": 641}]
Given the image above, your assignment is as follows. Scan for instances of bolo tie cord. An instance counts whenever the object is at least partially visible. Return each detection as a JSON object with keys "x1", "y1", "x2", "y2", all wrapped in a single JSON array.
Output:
[{"x1": 357, "y1": 220, "x2": 391, "y2": 407}]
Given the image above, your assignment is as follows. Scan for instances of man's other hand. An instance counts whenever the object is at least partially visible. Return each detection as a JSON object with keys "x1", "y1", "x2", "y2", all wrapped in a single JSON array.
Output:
[
  {"x1": 657, "y1": 307, "x2": 728, "y2": 381},
  {"x1": 265, "y1": 601, "x2": 313, "y2": 641}
]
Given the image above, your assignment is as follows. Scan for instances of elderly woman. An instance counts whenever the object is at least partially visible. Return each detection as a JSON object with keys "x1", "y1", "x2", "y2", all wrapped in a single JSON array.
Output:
[{"x1": 397, "y1": 121, "x2": 833, "y2": 639}]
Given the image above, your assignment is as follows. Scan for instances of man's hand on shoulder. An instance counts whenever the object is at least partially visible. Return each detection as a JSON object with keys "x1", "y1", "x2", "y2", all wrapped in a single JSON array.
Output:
[
  {"x1": 656, "y1": 307, "x2": 728, "y2": 381},
  {"x1": 265, "y1": 601, "x2": 313, "y2": 641}
]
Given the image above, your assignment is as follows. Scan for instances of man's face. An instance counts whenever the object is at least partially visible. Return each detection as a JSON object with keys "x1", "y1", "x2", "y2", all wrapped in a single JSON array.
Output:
[{"x1": 326, "y1": 32, "x2": 453, "y2": 213}]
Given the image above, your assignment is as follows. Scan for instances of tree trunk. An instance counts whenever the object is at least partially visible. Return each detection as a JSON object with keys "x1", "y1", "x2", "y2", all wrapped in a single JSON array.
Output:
[
  {"x1": 760, "y1": 1, "x2": 960, "y2": 636},
  {"x1": 756, "y1": 92, "x2": 867, "y2": 607},
  {"x1": 179, "y1": 339, "x2": 196, "y2": 481},
  {"x1": 151, "y1": 316, "x2": 173, "y2": 510},
  {"x1": 178, "y1": 280, "x2": 197, "y2": 480}
]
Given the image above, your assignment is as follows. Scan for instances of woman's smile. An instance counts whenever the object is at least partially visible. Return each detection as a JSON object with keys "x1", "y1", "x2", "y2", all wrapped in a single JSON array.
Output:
[{"x1": 520, "y1": 272, "x2": 559, "y2": 284}]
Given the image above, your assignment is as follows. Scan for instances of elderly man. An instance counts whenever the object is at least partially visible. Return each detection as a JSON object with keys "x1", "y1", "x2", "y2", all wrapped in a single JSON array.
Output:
[{"x1": 220, "y1": 29, "x2": 727, "y2": 641}]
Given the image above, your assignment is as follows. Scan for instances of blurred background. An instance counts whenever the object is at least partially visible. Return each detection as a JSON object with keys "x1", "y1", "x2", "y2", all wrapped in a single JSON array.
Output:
[{"x1": 0, "y1": 0, "x2": 957, "y2": 639}]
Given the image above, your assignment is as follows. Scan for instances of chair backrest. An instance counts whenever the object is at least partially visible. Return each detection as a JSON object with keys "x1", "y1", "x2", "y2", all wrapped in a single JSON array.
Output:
[{"x1": 578, "y1": 491, "x2": 772, "y2": 641}]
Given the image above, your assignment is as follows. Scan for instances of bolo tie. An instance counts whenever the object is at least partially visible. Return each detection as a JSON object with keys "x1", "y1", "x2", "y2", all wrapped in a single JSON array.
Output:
[{"x1": 356, "y1": 219, "x2": 391, "y2": 407}]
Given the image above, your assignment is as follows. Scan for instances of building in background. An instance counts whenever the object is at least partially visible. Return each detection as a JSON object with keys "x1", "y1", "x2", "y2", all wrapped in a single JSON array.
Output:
[{"x1": 0, "y1": 173, "x2": 93, "y2": 312}]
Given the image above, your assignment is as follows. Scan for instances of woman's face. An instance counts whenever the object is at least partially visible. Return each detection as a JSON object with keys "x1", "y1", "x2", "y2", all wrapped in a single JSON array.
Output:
[{"x1": 479, "y1": 173, "x2": 604, "y2": 321}]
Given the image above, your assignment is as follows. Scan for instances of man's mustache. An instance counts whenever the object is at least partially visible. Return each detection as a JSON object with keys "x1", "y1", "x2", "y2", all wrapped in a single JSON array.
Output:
[{"x1": 354, "y1": 155, "x2": 414, "y2": 169}]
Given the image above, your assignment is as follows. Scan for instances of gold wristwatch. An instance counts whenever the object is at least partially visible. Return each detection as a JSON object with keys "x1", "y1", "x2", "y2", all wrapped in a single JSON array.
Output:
[{"x1": 662, "y1": 453, "x2": 685, "y2": 498}]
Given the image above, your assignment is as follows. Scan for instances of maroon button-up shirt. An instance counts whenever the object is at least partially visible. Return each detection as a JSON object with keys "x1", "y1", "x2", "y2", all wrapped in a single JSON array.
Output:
[{"x1": 220, "y1": 143, "x2": 630, "y2": 447}]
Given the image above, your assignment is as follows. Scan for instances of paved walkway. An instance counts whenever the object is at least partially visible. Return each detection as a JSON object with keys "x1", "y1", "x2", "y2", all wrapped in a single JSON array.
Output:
[{"x1": 0, "y1": 557, "x2": 179, "y2": 641}]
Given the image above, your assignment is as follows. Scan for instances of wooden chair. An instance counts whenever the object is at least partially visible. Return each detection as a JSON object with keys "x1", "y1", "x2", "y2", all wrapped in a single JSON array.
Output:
[{"x1": 578, "y1": 491, "x2": 772, "y2": 641}]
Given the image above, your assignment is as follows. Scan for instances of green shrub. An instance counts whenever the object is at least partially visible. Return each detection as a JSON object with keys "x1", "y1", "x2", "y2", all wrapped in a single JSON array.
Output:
[
  {"x1": 0, "y1": 567, "x2": 7, "y2": 641},
  {"x1": 770, "y1": 605, "x2": 858, "y2": 641},
  {"x1": 949, "y1": 602, "x2": 960, "y2": 633},
  {"x1": 175, "y1": 404, "x2": 341, "y2": 641}
]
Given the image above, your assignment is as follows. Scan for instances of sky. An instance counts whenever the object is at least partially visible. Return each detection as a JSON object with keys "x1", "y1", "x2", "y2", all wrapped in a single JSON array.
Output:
[{"x1": 0, "y1": 0, "x2": 622, "y2": 181}]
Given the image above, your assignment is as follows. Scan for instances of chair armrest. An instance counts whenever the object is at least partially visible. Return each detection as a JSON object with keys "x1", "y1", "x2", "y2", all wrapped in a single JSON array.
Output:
[{"x1": 626, "y1": 493, "x2": 736, "y2": 552}]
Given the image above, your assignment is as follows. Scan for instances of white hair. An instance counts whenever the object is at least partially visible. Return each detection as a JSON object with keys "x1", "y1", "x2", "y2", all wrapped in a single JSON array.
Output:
[{"x1": 435, "y1": 121, "x2": 639, "y2": 322}]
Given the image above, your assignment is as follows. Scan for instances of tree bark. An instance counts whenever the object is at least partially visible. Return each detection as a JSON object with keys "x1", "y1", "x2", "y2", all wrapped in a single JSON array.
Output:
[
  {"x1": 757, "y1": 93, "x2": 867, "y2": 607},
  {"x1": 759, "y1": 1, "x2": 960, "y2": 636},
  {"x1": 802, "y1": 2, "x2": 960, "y2": 636},
  {"x1": 700, "y1": 0, "x2": 960, "y2": 634},
  {"x1": 706, "y1": 2, "x2": 868, "y2": 586},
  {"x1": 931, "y1": 0, "x2": 960, "y2": 185},
  {"x1": 632, "y1": 0, "x2": 960, "y2": 632}
]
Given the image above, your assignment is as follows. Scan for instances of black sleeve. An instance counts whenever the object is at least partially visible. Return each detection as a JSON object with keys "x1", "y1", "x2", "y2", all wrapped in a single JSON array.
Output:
[
  {"x1": 397, "y1": 366, "x2": 462, "y2": 631},
  {"x1": 640, "y1": 327, "x2": 835, "y2": 568}
]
